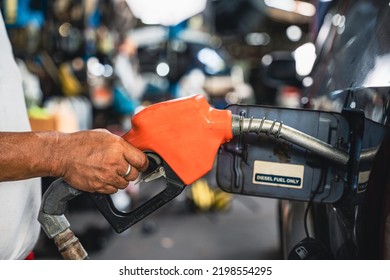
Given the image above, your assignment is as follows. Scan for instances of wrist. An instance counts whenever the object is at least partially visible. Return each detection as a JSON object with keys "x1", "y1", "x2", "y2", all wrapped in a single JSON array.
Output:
[{"x1": 47, "y1": 131, "x2": 67, "y2": 177}]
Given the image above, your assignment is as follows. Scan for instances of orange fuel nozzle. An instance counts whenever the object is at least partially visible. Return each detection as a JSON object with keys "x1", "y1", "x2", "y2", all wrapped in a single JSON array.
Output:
[{"x1": 122, "y1": 95, "x2": 233, "y2": 185}]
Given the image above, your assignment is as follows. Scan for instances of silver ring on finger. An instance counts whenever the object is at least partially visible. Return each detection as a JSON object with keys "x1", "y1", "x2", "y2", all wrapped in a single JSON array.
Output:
[{"x1": 123, "y1": 164, "x2": 132, "y2": 177}]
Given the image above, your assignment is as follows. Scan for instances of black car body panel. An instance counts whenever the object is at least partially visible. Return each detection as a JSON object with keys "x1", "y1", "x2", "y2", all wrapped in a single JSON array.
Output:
[{"x1": 283, "y1": 0, "x2": 390, "y2": 259}]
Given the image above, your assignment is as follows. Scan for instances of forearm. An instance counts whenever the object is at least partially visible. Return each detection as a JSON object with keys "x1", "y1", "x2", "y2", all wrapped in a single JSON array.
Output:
[
  {"x1": 0, "y1": 131, "x2": 62, "y2": 181},
  {"x1": 0, "y1": 129, "x2": 148, "y2": 193}
]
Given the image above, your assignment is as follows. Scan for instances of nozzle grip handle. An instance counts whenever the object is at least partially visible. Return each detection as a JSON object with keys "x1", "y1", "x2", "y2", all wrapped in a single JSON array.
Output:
[
  {"x1": 88, "y1": 152, "x2": 186, "y2": 233},
  {"x1": 88, "y1": 181, "x2": 185, "y2": 233}
]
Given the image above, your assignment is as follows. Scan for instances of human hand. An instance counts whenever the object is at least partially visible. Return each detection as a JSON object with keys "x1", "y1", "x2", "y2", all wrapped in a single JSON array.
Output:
[{"x1": 53, "y1": 129, "x2": 148, "y2": 194}]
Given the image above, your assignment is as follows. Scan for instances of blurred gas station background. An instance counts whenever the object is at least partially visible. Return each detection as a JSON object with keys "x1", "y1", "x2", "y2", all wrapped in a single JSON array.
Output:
[{"x1": 1, "y1": 0, "x2": 323, "y2": 259}]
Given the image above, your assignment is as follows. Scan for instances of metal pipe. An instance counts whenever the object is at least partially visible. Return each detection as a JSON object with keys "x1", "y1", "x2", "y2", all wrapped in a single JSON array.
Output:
[
  {"x1": 232, "y1": 115, "x2": 350, "y2": 166},
  {"x1": 54, "y1": 228, "x2": 88, "y2": 260},
  {"x1": 38, "y1": 178, "x2": 88, "y2": 260},
  {"x1": 359, "y1": 147, "x2": 379, "y2": 163}
]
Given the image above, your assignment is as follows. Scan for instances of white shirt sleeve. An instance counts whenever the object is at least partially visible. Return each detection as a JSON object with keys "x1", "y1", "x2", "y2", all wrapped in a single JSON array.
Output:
[{"x1": 0, "y1": 13, "x2": 41, "y2": 260}]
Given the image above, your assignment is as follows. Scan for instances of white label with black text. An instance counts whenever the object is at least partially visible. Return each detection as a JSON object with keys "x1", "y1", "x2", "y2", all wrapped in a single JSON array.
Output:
[{"x1": 252, "y1": 160, "x2": 304, "y2": 189}]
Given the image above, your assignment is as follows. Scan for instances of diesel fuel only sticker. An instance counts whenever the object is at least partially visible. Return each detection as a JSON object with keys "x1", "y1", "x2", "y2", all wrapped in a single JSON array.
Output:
[{"x1": 252, "y1": 160, "x2": 304, "y2": 189}]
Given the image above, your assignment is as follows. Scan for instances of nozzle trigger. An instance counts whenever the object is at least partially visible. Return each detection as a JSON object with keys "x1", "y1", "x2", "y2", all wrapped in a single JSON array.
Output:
[{"x1": 87, "y1": 152, "x2": 186, "y2": 233}]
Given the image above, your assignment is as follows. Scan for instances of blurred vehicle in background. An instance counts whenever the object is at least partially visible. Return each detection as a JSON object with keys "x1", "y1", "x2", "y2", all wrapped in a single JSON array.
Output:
[
  {"x1": 128, "y1": 25, "x2": 255, "y2": 108},
  {"x1": 262, "y1": 0, "x2": 390, "y2": 259}
]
